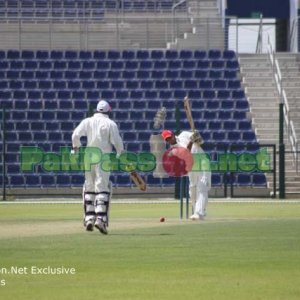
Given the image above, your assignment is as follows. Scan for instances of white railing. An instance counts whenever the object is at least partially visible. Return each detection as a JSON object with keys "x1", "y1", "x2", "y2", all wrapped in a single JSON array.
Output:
[
  {"x1": 267, "y1": 35, "x2": 299, "y2": 173},
  {"x1": 288, "y1": 18, "x2": 298, "y2": 52},
  {"x1": 255, "y1": 14, "x2": 263, "y2": 54},
  {"x1": 217, "y1": 0, "x2": 226, "y2": 29}
]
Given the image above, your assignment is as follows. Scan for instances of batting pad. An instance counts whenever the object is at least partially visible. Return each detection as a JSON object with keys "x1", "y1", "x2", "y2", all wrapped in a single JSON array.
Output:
[{"x1": 149, "y1": 134, "x2": 168, "y2": 178}]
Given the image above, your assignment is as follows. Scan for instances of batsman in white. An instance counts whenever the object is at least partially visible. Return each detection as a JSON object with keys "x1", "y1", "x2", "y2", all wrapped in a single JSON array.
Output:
[
  {"x1": 161, "y1": 129, "x2": 211, "y2": 220},
  {"x1": 72, "y1": 100, "x2": 124, "y2": 234}
]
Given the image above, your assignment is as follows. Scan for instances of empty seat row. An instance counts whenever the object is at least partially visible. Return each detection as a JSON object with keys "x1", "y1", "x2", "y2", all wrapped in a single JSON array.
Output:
[
  {"x1": 3, "y1": 108, "x2": 248, "y2": 122},
  {"x1": 0, "y1": 69, "x2": 239, "y2": 80},
  {"x1": 0, "y1": 88, "x2": 246, "y2": 101},
  {"x1": 0, "y1": 59, "x2": 239, "y2": 70},
  {"x1": 0, "y1": 49, "x2": 236, "y2": 60},
  {"x1": 0, "y1": 8, "x2": 104, "y2": 18},
  {"x1": 2, "y1": 172, "x2": 266, "y2": 188},
  {"x1": 0, "y1": 78, "x2": 240, "y2": 92}
]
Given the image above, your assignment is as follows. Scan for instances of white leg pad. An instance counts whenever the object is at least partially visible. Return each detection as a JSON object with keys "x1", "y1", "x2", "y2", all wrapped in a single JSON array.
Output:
[{"x1": 95, "y1": 193, "x2": 110, "y2": 224}]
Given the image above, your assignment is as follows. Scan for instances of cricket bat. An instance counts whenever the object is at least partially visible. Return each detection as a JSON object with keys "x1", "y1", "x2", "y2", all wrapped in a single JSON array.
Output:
[{"x1": 183, "y1": 96, "x2": 204, "y2": 145}]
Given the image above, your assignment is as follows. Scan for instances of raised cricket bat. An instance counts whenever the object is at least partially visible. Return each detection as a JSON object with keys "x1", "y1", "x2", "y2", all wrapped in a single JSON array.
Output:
[
  {"x1": 183, "y1": 96, "x2": 204, "y2": 145},
  {"x1": 130, "y1": 171, "x2": 147, "y2": 192}
]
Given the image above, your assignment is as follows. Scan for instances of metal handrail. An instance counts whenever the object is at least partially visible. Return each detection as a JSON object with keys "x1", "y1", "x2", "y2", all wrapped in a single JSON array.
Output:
[
  {"x1": 255, "y1": 14, "x2": 263, "y2": 54},
  {"x1": 267, "y1": 35, "x2": 299, "y2": 173},
  {"x1": 171, "y1": 0, "x2": 187, "y2": 43},
  {"x1": 289, "y1": 18, "x2": 298, "y2": 52}
]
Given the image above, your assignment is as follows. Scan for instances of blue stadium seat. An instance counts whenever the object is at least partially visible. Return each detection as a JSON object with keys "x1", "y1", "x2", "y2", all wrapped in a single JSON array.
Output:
[
  {"x1": 39, "y1": 80, "x2": 51, "y2": 89},
  {"x1": 165, "y1": 50, "x2": 178, "y2": 60},
  {"x1": 165, "y1": 70, "x2": 179, "y2": 79},
  {"x1": 7, "y1": 70, "x2": 19, "y2": 79},
  {"x1": 180, "y1": 50, "x2": 193, "y2": 59},
  {"x1": 194, "y1": 70, "x2": 207, "y2": 79},
  {"x1": 36, "y1": 50, "x2": 49, "y2": 60},
  {"x1": 151, "y1": 50, "x2": 164, "y2": 60},
  {"x1": 7, "y1": 50, "x2": 20, "y2": 59},
  {"x1": 243, "y1": 132, "x2": 256, "y2": 142},
  {"x1": 0, "y1": 50, "x2": 5, "y2": 59},
  {"x1": 211, "y1": 60, "x2": 225, "y2": 69},
  {"x1": 209, "y1": 70, "x2": 222, "y2": 79},
  {"x1": 217, "y1": 89, "x2": 229, "y2": 99},
  {"x1": 69, "y1": 80, "x2": 81, "y2": 89},
  {"x1": 24, "y1": 80, "x2": 37, "y2": 89},
  {"x1": 194, "y1": 50, "x2": 206, "y2": 59},
  {"x1": 224, "y1": 121, "x2": 236, "y2": 130},
  {"x1": 212, "y1": 131, "x2": 225, "y2": 141},
  {"x1": 228, "y1": 79, "x2": 241, "y2": 89},
  {"x1": 53, "y1": 80, "x2": 67, "y2": 89},
  {"x1": 122, "y1": 50, "x2": 135, "y2": 60},
  {"x1": 206, "y1": 100, "x2": 219, "y2": 110},
  {"x1": 209, "y1": 49, "x2": 221, "y2": 59},
  {"x1": 214, "y1": 79, "x2": 226, "y2": 89},
  {"x1": 10, "y1": 175, "x2": 25, "y2": 186},
  {"x1": 212, "y1": 173, "x2": 222, "y2": 186},
  {"x1": 199, "y1": 80, "x2": 212, "y2": 88},
  {"x1": 94, "y1": 50, "x2": 106, "y2": 59},
  {"x1": 56, "y1": 101, "x2": 70, "y2": 113},
  {"x1": 226, "y1": 60, "x2": 239, "y2": 69},
  {"x1": 239, "y1": 120, "x2": 252, "y2": 131},
  {"x1": 224, "y1": 70, "x2": 237, "y2": 79},
  {"x1": 223, "y1": 50, "x2": 236, "y2": 60},
  {"x1": 46, "y1": 122, "x2": 59, "y2": 131},
  {"x1": 10, "y1": 80, "x2": 22, "y2": 89},
  {"x1": 188, "y1": 89, "x2": 202, "y2": 99},
  {"x1": 197, "y1": 60, "x2": 210, "y2": 69},
  {"x1": 54, "y1": 60, "x2": 67, "y2": 70},
  {"x1": 125, "y1": 61, "x2": 138, "y2": 69},
  {"x1": 237, "y1": 173, "x2": 251, "y2": 186},
  {"x1": 228, "y1": 131, "x2": 241, "y2": 142},
  {"x1": 0, "y1": 61, "x2": 8, "y2": 69},
  {"x1": 35, "y1": 71, "x2": 48, "y2": 79},
  {"x1": 50, "y1": 50, "x2": 63, "y2": 59},
  {"x1": 252, "y1": 173, "x2": 267, "y2": 186},
  {"x1": 10, "y1": 61, "x2": 23, "y2": 69},
  {"x1": 82, "y1": 80, "x2": 95, "y2": 89},
  {"x1": 154, "y1": 60, "x2": 167, "y2": 69},
  {"x1": 56, "y1": 174, "x2": 71, "y2": 186},
  {"x1": 140, "y1": 60, "x2": 153, "y2": 70},
  {"x1": 191, "y1": 100, "x2": 204, "y2": 110},
  {"x1": 71, "y1": 175, "x2": 84, "y2": 186},
  {"x1": 41, "y1": 175, "x2": 55, "y2": 186},
  {"x1": 203, "y1": 110, "x2": 216, "y2": 119},
  {"x1": 233, "y1": 111, "x2": 246, "y2": 120},
  {"x1": 107, "y1": 50, "x2": 120, "y2": 60},
  {"x1": 168, "y1": 60, "x2": 181, "y2": 69},
  {"x1": 65, "y1": 50, "x2": 77, "y2": 59},
  {"x1": 236, "y1": 99, "x2": 249, "y2": 110},
  {"x1": 232, "y1": 89, "x2": 245, "y2": 99},
  {"x1": 74, "y1": 101, "x2": 88, "y2": 110}
]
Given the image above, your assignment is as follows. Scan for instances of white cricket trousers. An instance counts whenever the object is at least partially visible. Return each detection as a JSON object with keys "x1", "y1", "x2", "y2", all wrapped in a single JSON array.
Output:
[
  {"x1": 189, "y1": 172, "x2": 209, "y2": 216},
  {"x1": 84, "y1": 163, "x2": 110, "y2": 193}
]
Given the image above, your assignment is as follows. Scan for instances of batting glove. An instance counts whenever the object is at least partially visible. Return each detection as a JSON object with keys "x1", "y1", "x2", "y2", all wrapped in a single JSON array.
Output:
[{"x1": 190, "y1": 131, "x2": 202, "y2": 143}]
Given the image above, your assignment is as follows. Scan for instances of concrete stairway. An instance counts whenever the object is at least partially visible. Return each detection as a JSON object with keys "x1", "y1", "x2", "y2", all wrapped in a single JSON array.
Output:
[
  {"x1": 168, "y1": 0, "x2": 224, "y2": 49},
  {"x1": 239, "y1": 53, "x2": 300, "y2": 196}
]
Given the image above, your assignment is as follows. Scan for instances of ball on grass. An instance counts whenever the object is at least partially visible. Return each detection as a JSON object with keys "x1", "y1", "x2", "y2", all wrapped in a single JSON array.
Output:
[{"x1": 160, "y1": 217, "x2": 165, "y2": 222}]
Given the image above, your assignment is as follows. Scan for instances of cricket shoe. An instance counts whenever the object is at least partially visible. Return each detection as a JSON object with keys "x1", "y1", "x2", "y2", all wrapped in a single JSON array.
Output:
[
  {"x1": 95, "y1": 218, "x2": 108, "y2": 235},
  {"x1": 189, "y1": 214, "x2": 205, "y2": 221},
  {"x1": 85, "y1": 219, "x2": 95, "y2": 231}
]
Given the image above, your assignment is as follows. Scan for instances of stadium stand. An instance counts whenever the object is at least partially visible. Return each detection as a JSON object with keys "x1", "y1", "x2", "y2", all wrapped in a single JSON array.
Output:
[{"x1": 0, "y1": 49, "x2": 268, "y2": 190}]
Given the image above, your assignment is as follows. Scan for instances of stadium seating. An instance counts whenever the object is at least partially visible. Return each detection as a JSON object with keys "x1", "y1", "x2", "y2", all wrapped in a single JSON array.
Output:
[
  {"x1": 0, "y1": 0, "x2": 185, "y2": 20},
  {"x1": 0, "y1": 49, "x2": 267, "y2": 189}
]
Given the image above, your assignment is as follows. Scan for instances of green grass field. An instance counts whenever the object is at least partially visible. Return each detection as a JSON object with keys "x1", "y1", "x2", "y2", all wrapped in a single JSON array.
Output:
[{"x1": 0, "y1": 201, "x2": 300, "y2": 300}]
